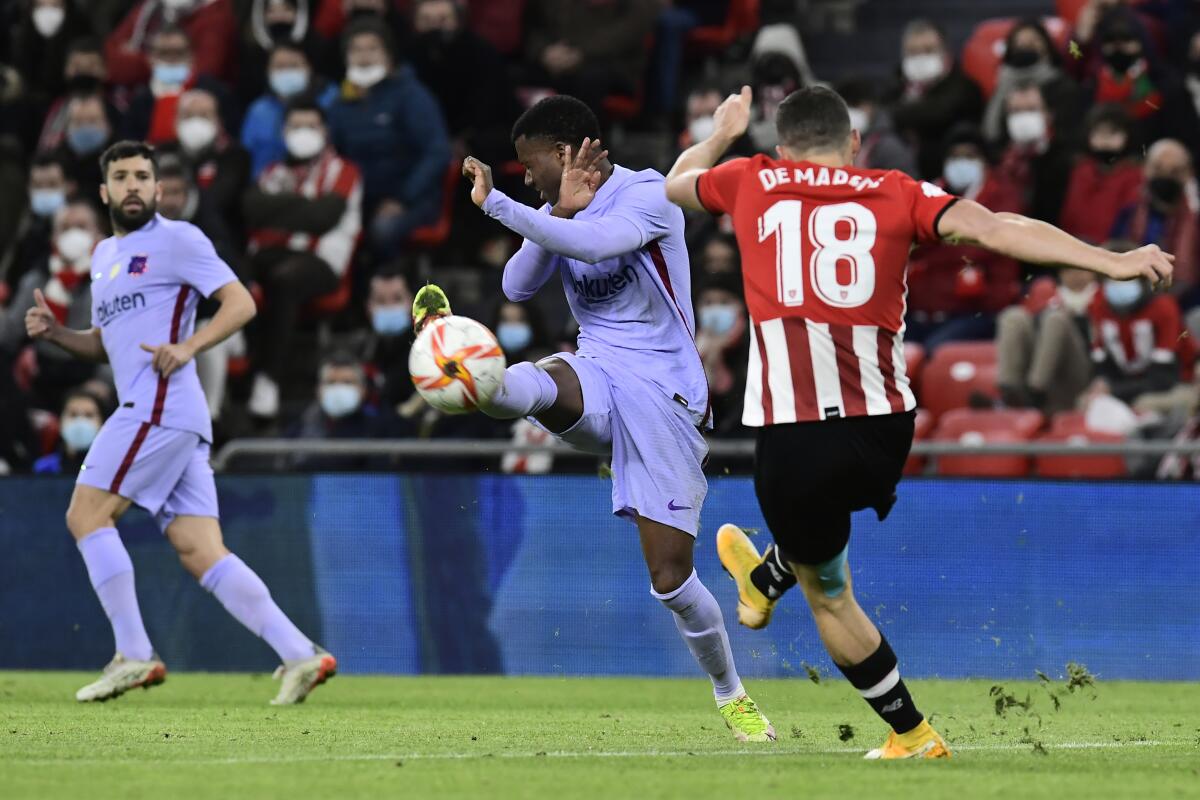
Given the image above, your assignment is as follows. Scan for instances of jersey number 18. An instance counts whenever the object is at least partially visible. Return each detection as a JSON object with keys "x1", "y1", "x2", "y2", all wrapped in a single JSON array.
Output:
[{"x1": 757, "y1": 201, "x2": 878, "y2": 309}]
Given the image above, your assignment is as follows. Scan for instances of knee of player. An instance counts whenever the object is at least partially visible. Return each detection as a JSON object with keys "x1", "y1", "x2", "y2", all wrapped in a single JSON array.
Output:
[
  {"x1": 65, "y1": 506, "x2": 101, "y2": 539},
  {"x1": 648, "y1": 561, "x2": 693, "y2": 595}
]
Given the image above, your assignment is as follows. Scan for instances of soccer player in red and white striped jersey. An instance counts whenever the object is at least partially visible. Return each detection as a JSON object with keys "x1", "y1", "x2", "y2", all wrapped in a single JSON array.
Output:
[{"x1": 665, "y1": 85, "x2": 1175, "y2": 760}]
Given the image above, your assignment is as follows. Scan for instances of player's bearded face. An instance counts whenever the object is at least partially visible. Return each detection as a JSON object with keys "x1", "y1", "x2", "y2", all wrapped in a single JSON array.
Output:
[{"x1": 105, "y1": 172, "x2": 159, "y2": 231}]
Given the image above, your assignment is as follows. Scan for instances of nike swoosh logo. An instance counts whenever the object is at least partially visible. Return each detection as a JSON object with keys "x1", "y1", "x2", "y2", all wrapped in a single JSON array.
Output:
[{"x1": 667, "y1": 500, "x2": 692, "y2": 511}]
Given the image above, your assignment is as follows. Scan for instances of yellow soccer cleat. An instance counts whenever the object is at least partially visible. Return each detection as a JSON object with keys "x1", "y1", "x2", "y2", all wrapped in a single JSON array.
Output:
[
  {"x1": 863, "y1": 720, "x2": 951, "y2": 760},
  {"x1": 412, "y1": 283, "x2": 452, "y2": 333},
  {"x1": 716, "y1": 523, "x2": 778, "y2": 630},
  {"x1": 718, "y1": 694, "x2": 776, "y2": 743}
]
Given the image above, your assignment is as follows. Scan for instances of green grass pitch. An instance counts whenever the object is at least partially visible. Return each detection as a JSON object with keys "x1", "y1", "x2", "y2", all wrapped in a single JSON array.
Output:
[{"x1": 1, "y1": 672, "x2": 1197, "y2": 799}]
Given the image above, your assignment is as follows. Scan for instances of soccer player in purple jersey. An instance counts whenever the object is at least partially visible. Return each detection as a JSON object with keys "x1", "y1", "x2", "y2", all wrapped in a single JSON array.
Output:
[
  {"x1": 413, "y1": 97, "x2": 774, "y2": 741},
  {"x1": 25, "y1": 141, "x2": 336, "y2": 704}
]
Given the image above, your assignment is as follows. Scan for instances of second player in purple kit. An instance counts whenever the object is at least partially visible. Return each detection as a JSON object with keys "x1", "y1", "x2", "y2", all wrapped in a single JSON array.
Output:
[{"x1": 25, "y1": 141, "x2": 336, "y2": 705}]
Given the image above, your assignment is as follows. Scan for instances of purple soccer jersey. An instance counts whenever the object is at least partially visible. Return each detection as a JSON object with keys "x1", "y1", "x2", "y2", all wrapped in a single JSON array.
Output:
[
  {"x1": 89, "y1": 214, "x2": 236, "y2": 442},
  {"x1": 483, "y1": 165, "x2": 710, "y2": 427}
]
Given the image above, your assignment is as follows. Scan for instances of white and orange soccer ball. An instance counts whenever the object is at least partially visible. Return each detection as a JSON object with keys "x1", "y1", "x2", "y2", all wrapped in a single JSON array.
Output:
[{"x1": 409, "y1": 315, "x2": 507, "y2": 413}]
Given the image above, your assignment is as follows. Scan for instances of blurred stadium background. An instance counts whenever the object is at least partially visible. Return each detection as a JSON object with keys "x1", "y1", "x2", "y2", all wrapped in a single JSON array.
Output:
[{"x1": 0, "y1": 0, "x2": 1198, "y2": 682}]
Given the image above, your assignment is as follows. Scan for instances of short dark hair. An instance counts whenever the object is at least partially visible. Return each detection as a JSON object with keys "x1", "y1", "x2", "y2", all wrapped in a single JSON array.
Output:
[
  {"x1": 62, "y1": 387, "x2": 105, "y2": 417},
  {"x1": 31, "y1": 152, "x2": 67, "y2": 173},
  {"x1": 343, "y1": 18, "x2": 395, "y2": 61},
  {"x1": 1086, "y1": 102, "x2": 1134, "y2": 136},
  {"x1": 776, "y1": 85, "x2": 851, "y2": 153},
  {"x1": 284, "y1": 96, "x2": 327, "y2": 124},
  {"x1": 371, "y1": 262, "x2": 412, "y2": 284},
  {"x1": 511, "y1": 95, "x2": 601, "y2": 147},
  {"x1": 152, "y1": 24, "x2": 191, "y2": 47},
  {"x1": 99, "y1": 140, "x2": 159, "y2": 180},
  {"x1": 270, "y1": 39, "x2": 308, "y2": 59}
]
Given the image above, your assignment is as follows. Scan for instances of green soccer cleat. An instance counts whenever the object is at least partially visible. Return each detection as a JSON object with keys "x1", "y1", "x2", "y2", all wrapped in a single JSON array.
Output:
[
  {"x1": 412, "y1": 283, "x2": 452, "y2": 333},
  {"x1": 719, "y1": 694, "x2": 777, "y2": 743}
]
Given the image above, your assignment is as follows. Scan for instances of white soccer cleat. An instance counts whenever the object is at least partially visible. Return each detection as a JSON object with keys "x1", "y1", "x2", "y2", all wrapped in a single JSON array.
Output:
[
  {"x1": 270, "y1": 647, "x2": 338, "y2": 705},
  {"x1": 75, "y1": 653, "x2": 167, "y2": 702}
]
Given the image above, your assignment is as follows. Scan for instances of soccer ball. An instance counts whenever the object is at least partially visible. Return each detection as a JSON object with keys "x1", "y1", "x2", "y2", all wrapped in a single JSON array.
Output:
[{"x1": 409, "y1": 315, "x2": 507, "y2": 413}]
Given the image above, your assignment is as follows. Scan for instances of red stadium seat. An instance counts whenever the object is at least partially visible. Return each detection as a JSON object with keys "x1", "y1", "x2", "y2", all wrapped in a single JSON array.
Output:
[
  {"x1": 1021, "y1": 276, "x2": 1059, "y2": 315},
  {"x1": 904, "y1": 407, "x2": 935, "y2": 476},
  {"x1": 933, "y1": 409, "x2": 1044, "y2": 477},
  {"x1": 687, "y1": 0, "x2": 761, "y2": 53},
  {"x1": 409, "y1": 158, "x2": 465, "y2": 249},
  {"x1": 903, "y1": 341, "x2": 926, "y2": 389},
  {"x1": 304, "y1": 261, "x2": 354, "y2": 318},
  {"x1": 961, "y1": 17, "x2": 1071, "y2": 98},
  {"x1": 1036, "y1": 412, "x2": 1127, "y2": 478},
  {"x1": 917, "y1": 342, "x2": 999, "y2": 419}
]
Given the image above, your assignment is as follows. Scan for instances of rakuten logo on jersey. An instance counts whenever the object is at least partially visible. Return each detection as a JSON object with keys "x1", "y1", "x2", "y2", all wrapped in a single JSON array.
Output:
[
  {"x1": 757, "y1": 166, "x2": 884, "y2": 193},
  {"x1": 571, "y1": 263, "x2": 640, "y2": 304},
  {"x1": 96, "y1": 292, "x2": 147, "y2": 325}
]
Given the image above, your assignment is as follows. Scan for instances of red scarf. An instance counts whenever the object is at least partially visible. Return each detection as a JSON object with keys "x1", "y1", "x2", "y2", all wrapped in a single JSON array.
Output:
[
  {"x1": 1095, "y1": 61, "x2": 1163, "y2": 120},
  {"x1": 44, "y1": 248, "x2": 92, "y2": 324}
]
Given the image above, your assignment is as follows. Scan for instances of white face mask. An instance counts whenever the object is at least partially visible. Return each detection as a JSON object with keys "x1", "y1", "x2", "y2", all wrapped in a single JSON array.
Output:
[
  {"x1": 902, "y1": 53, "x2": 944, "y2": 84},
  {"x1": 320, "y1": 383, "x2": 362, "y2": 418},
  {"x1": 1007, "y1": 110, "x2": 1047, "y2": 144},
  {"x1": 688, "y1": 115, "x2": 715, "y2": 143},
  {"x1": 1057, "y1": 282, "x2": 1097, "y2": 315},
  {"x1": 176, "y1": 117, "x2": 217, "y2": 152},
  {"x1": 32, "y1": 5, "x2": 65, "y2": 38},
  {"x1": 160, "y1": 0, "x2": 195, "y2": 11},
  {"x1": 846, "y1": 107, "x2": 869, "y2": 133},
  {"x1": 347, "y1": 63, "x2": 387, "y2": 89},
  {"x1": 56, "y1": 227, "x2": 94, "y2": 263},
  {"x1": 943, "y1": 157, "x2": 984, "y2": 192},
  {"x1": 285, "y1": 127, "x2": 325, "y2": 160}
]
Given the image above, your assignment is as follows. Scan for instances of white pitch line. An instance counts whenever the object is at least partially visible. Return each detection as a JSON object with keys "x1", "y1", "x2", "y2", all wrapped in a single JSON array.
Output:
[{"x1": 6, "y1": 740, "x2": 1170, "y2": 767}]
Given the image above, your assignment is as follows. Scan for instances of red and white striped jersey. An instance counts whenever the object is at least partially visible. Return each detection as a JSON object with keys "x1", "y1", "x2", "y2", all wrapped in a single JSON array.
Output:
[
  {"x1": 1088, "y1": 292, "x2": 1182, "y2": 374},
  {"x1": 697, "y1": 154, "x2": 958, "y2": 425}
]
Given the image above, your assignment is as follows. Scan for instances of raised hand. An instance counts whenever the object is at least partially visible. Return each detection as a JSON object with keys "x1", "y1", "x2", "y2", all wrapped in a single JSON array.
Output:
[
  {"x1": 556, "y1": 137, "x2": 608, "y2": 215},
  {"x1": 1109, "y1": 243, "x2": 1175, "y2": 289},
  {"x1": 140, "y1": 341, "x2": 195, "y2": 378},
  {"x1": 25, "y1": 288, "x2": 59, "y2": 340},
  {"x1": 462, "y1": 156, "x2": 494, "y2": 208},
  {"x1": 713, "y1": 85, "x2": 753, "y2": 143}
]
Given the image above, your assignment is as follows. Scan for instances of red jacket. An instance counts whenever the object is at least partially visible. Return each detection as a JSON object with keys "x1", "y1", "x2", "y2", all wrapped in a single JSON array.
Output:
[
  {"x1": 906, "y1": 172, "x2": 1024, "y2": 316},
  {"x1": 105, "y1": 0, "x2": 237, "y2": 87},
  {"x1": 1058, "y1": 157, "x2": 1144, "y2": 245}
]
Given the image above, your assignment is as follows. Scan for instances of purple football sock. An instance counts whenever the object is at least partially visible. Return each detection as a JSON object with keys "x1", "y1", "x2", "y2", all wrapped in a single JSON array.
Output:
[
  {"x1": 77, "y1": 527, "x2": 154, "y2": 661},
  {"x1": 200, "y1": 554, "x2": 314, "y2": 662},
  {"x1": 480, "y1": 361, "x2": 559, "y2": 419}
]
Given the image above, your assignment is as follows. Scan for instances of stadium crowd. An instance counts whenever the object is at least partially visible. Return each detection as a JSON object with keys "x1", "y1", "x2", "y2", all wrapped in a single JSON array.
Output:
[{"x1": 1, "y1": 0, "x2": 1199, "y2": 478}]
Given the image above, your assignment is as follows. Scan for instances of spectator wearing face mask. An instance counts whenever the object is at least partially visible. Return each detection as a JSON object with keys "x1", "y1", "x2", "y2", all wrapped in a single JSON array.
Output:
[
  {"x1": 238, "y1": 0, "x2": 327, "y2": 104},
  {"x1": 693, "y1": 273, "x2": 748, "y2": 438},
  {"x1": 328, "y1": 19, "x2": 449, "y2": 260},
  {"x1": 53, "y1": 93, "x2": 115, "y2": 195},
  {"x1": 904, "y1": 123, "x2": 1023, "y2": 351},
  {"x1": 355, "y1": 263, "x2": 416, "y2": 413},
  {"x1": 172, "y1": 88, "x2": 251, "y2": 244},
  {"x1": 122, "y1": 25, "x2": 237, "y2": 144},
  {"x1": 982, "y1": 19, "x2": 1083, "y2": 148},
  {"x1": 0, "y1": 200, "x2": 103, "y2": 408},
  {"x1": 33, "y1": 388, "x2": 107, "y2": 475},
  {"x1": 1111, "y1": 139, "x2": 1199, "y2": 306},
  {"x1": 104, "y1": 0, "x2": 238, "y2": 87},
  {"x1": 996, "y1": 267, "x2": 1099, "y2": 413},
  {"x1": 406, "y1": 0, "x2": 520, "y2": 167},
  {"x1": 677, "y1": 84, "x2": 756, "y2": 158},
  {"x1": 287, "y1": 350, "x2": 388, "y2": 469},
  {"x1": 1087, "y1": 271, "x2": 1183, "y2": 406},
  {"x1": 1086, "y1": 9, "x2": 1167, "y2": 141},
  {"x1": 8, "y1": 0, "x2": 94, "y2": 107},
  {"x1": 886, "y1": 18, "x2": 983, "y2": 180},
  {"x1": 1059, "y1": 103, "x2": 1144, "y2": 245},
  {"x1": 836, "y1": 75, "x2": 916, "y2": 176},
  {"x1": 241, "y1": 41, "x2": 338, "y2": 178},
  {"x1": 991, "y1": 80, "x2": 1076, "y2": 227},
  {"x1": 4, "y1": 154, "x2": 74, "y2": 291},
  {"x1": 244, "y1": 98, "x2": 363, "y2": 419},
  {"x1": 491, "y1": 299, "x2": 550, "y2": 365},
  {"x1": 35, "y1": 38, "x2": 126, "y2": 155},
  {"x1": 745, "y1": 25, "x2": 815, "y2": 154}
]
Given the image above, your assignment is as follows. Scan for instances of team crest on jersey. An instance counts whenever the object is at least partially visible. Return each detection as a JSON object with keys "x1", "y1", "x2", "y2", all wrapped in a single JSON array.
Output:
[{"x1": 127, "y1": 254, "x2": 149, "y2": 276}]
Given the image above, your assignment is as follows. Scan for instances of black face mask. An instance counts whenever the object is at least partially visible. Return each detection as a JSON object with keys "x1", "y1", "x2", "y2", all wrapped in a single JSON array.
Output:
[
  {"x1": 268, "y1": 22, "x2": 296, "y2": 43},
  {"x1": 1103, "y1": 48, "x2": 1139, "y2": 75},
  {"x1": 1004, "y1": 47, "x2": 1041, "y2": 69},
  {"x1": 1089, "y1": 144, "x2": 1125, "y2": 164},
  {"x1": 65, "y1": 74, "x2": 103, "y2": 94},
  {"x1": 1148, "y1": 176, "x2": 1183, "y2": 205}
]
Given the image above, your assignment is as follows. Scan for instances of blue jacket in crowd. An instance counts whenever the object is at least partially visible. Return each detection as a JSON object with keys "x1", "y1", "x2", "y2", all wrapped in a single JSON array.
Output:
[{"x1": 241, "y1": 83, "x2": 340, "y2": 178}]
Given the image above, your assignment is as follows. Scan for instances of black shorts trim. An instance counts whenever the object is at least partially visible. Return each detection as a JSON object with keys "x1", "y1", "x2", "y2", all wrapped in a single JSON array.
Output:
[{"x1": 753, "y1": 411, "x2": 915, "y2": 564}]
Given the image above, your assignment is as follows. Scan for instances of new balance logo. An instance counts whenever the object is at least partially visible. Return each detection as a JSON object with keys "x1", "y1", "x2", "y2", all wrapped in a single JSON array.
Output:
[
  {"x1": 570, "y1": 264, "x2": 639, "y2": 304},
  {"x1": 881, "y1": 698, "x2": 904, "y2": 714}
]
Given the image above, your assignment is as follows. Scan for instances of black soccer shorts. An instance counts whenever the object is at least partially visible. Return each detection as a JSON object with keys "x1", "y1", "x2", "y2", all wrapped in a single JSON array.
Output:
[{"x1": 753, "y1": 411, "x2": 915, "y2": 565}]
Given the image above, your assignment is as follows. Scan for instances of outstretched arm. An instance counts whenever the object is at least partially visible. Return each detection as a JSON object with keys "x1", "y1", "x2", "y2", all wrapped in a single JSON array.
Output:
[
  {"x1": 938, "y1": 199, "x2": 1175, "y2": 286},
  {"x1": 25, "y1": 288, "x2": 108, "y2": 363},
  {"x1": 665, "y1": 86, "x2": 752, "y2": 212}
]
